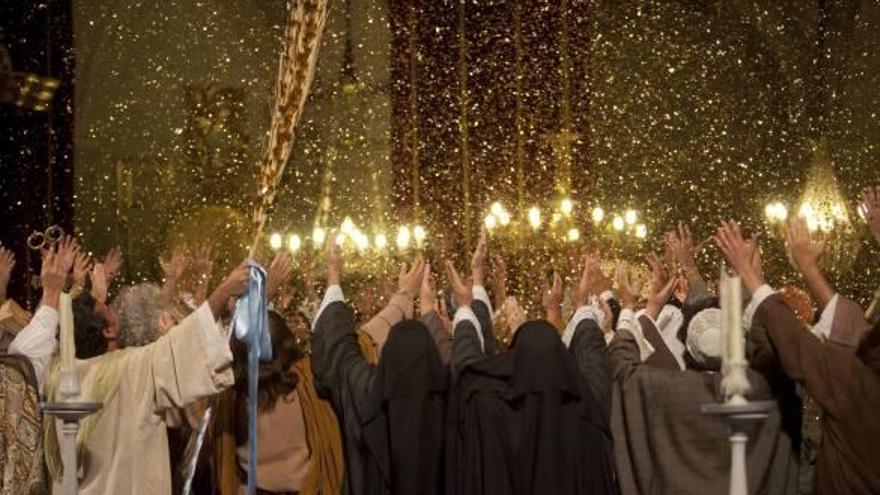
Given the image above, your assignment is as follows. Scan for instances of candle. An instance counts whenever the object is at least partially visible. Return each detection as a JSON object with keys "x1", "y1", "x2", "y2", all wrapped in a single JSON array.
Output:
[
  {"x1": 58, "y1": 291, "x2": 80, "y2": 400},
  {"x1": 729, "y1": 276, "x2": 744, "y2": 362}
]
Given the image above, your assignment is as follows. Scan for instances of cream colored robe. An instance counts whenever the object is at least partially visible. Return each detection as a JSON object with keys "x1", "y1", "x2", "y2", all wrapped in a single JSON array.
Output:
[{"x1": 50, "y1": 303, "x2": 234, "y2": 495}]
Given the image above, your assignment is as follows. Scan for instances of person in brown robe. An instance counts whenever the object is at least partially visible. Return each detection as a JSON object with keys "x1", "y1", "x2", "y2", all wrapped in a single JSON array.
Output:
[{"x1": 717, "y1": 218, "x2": 880, "y2": 495}]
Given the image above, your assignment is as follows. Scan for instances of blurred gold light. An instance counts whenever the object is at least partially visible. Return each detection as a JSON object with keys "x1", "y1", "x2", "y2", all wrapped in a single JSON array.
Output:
[
  {"x1": 560, "y1": 198, "x2": 574, "y2": 216},
  {"x1": 413, "y1": 225, "x2": 427, "y2": 245},
  {"x1": 341, "y1": 216, "x2": 355, "y2": 234},
  {"x1": 269, "y1": 232, "x2": 283, "y2": 250},
  {"x1": 354, "y1": 231, "x2": 369, "y2": 251},
  {"x1": 527, "y1": 207, "x2": 542, "y2": 230},
  {"x1": 566, "y1": 228, "x2": 580, "y2": 242},
  {"x1": 288, "y1": 234, "x2": 302, "y2": 252},
  {"x1": 612, "y1": 216, "x2": 625, "y2": 231},
  {"x1": 497, "y1": 211, "x2": 511, "y2": 226},
  {"x1": 490, "y1": 201, "x2": 504, "y2": 216},
  {"x1": 764, "y1": 202, "x2": 788, "y2": 223},
  {"x1": 591, "y1": 206, "x2": 604, "y2": 223},
  {"x1": 396, "y1": 226, "x2": 411, "y2": 249},
  {"x1": 312, "y1": 227, "x2": 326, "y2": 246},
  {"x1": 635, "y1": 224, "x2": 648, "y2": 239},
  {"x1": 375, "y1": 233, "x2": 388, "y2": 250},
  {"x1": 484, "y1": 214, "x2": 497, "y2": 230},
  {"x1": 624, "y1": 209, "x2": 637, "y2": 225}
]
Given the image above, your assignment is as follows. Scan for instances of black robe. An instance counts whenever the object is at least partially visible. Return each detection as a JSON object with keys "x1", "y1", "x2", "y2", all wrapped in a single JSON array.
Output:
[
  {"x1": 311, "y1": 301, "x2": 448, "y2": 495},
  {"x1": 446, "y1": 319, "x2": 617, "y2": 495}
]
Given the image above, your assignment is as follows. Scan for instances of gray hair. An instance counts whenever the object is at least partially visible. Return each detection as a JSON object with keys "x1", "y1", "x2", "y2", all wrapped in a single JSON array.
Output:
[{"x1": 111, "y1": 283, "x2": 165, "y2": 348}]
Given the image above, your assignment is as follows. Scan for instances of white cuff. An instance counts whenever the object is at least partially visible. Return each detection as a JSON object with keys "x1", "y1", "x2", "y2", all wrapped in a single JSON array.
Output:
[
  {"x1": 472, "y1": 285, "x2": 493, "y2": 315},
  {"x1": 600, "y1": 290, "x2": 614, "y2": 302},
  {"x1": 453, "y1": 305, "x2": 484, "y2": 353},
  {"x1": 562, "y1": 302, "x2": 605, "y2": 348},
  {"x1": 743, "y1": 284, "x2": 776, "y2": 331},
  {"x1": 810, "y1": 293, "x2": 839, "y2": 341},
  {"x1": 312, "y1": 285, "x2": 345, "y2": 332},
  {"x1": 616, "y1": 308, "x2": 655, "y2": 361}
]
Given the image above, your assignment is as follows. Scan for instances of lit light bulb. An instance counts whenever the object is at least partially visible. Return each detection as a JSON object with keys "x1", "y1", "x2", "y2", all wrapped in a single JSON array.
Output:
[
  {"x1": 312, "y1": 227, "x2": 326, "y2": 246},
  {"x1": 490, "y1": 201, "x2": 504, "y2": 216},
  {"x1": 566, "y1": 228, "x2": 580, "y2": 242},
  {"x1": 624, "y1": 209, "x2": 637, "y2": 225},
  {"x1": 528, "y1": 206, "x2": 541, "y2": 230},
  {"x1": 612, "y1": 216, "x2": 625, "y2": 231},
  {"x1": 396, "y1": 226, "x2": 411, "y2": 249},
  {"x1": 341, "y1": 216, "x2": 355, "y2": 234},
  {"x1": 269, "y1": 233, "x2": 283, "y2": 251},
  {"x1": 591, "y1": 206, "x2": 604, "y2": 223},
  {"x1": 413, "y1": 225, "x2": 427, "y2": 245},
  {"x1": 635, "y1": 224, "x2": 648, "y2": 239},
  {"x1": 288, "y1": 234, "x2": 302, "y2": 253},
  {"x1": 484, "y1": 214, "x2": 497, "y2": 230},
  {"x1": 764, "y1": 202, "x2": 788, "y2": 223},
  {"x1": 560, "y1": 198, "x2": 574, "y2": 216},
  {"x1": 375, "y1": 233, "x2": 388, "y2": 250},
  {"x1": 335, "y1": 232, "x2": 345, "y2": 246},
  {"x1": 497, "y1": 211, "x2": 511, "y2": 226},
  {"x1": 354, "y1": 231, "x2": 369, "y2": 251}
]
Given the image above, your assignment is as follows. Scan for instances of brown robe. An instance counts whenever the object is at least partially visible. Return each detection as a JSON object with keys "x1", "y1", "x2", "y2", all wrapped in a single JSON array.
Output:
[
  {"x1": 609, "y1": 329, "x2": 799, "y2": 495},
  {"x1": 754, "y1": 294, "x2": 880, "y2": 494}
]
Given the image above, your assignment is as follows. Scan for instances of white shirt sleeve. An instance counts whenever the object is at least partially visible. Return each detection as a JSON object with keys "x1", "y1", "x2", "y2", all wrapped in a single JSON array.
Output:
[
  {"x1": 472, "y1": 285, "x2": 493, "y2": 315},
  {"x1": 9, "y1": 305, "x2": 59, "y2": 391},
  {"x1": 453, "y1": 305, "x2": 484, "y2": 353},
  {"x1": 311, "y1": 285, "x2": 345, "y2": 332},
  {"x1": 600, "y1": 290, "x2": 614, "y2": 302},
  {"x1": 562, "y1": 301, "x2": 605, "y2": 348},
  {"x1": 810, "y1": 294, "x2": 839, "y2": 341},
  {"x1": 743, "y1": 284, "x2": 776, "y2": 332},
  {"x1": 616, "y1": 308, "x2": 655, "y2": 361}
]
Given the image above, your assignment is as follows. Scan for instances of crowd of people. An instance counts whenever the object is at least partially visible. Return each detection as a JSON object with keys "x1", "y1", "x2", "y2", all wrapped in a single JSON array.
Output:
[{"x1": 1, "y1": 185, "x2": 880, "y2": 495}]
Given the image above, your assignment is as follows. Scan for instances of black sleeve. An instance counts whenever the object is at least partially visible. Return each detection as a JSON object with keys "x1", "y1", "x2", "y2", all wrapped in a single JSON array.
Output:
[
  {"x1": 472, "y1": 299, "x2": 498, "y2": 356},
  {"x1": 570, "y1": 319, "x2": 613, "y2": 417},
  {"x1": 310, "y1": 301, "x2": 376, "y2": 412},
  {"x1": 451, "y1": 319, "x2": 486, "y2": 383}
]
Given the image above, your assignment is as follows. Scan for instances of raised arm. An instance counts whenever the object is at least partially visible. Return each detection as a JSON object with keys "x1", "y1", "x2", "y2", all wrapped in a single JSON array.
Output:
[
  {"x1": 419, "y1": 263, "x2": 453, "y2": 364},
  {"x1": 360, "y1": 259, "x2": 422, "y2": 354},
  {"x1": 569, "y1": 318, "x2": 612, "y2": 415},
  {"x1": 786, "y1": 217, "x2": 834, "y2": 310}
]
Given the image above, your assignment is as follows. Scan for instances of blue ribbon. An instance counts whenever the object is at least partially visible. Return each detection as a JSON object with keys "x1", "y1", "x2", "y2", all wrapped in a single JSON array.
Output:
[{"x1": 232, "y1": 260, "x2": 272, "y2": 495}]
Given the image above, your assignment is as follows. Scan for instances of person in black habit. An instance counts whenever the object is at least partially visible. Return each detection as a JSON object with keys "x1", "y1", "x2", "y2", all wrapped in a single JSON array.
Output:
[
  {"x1": 310, "y1": 236, "x2": 448, "y2": 495},
  {"x1": 444, "y1": 232, "x2": 617, "y2": 495}
]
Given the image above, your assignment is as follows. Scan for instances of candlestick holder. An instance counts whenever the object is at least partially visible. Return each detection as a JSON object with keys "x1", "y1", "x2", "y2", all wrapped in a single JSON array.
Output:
[
  {"x1": 41, "y1": 401, "x2": 102, "y2": 495},
  {"x1": 701, "y1": 400, "x2": 774, "y2": 495}
]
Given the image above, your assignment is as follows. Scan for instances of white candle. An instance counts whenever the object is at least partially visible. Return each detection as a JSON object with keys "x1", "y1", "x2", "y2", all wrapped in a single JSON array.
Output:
[
  {"x1": 59, "y1": 292, "x2": 75, "y2": 371},
  {"x1": 729, "y1": 277, "x2": 744, "y2": 362},
  {"x1": 720, "y1": 269, "x2": 731, "y2": 362}
]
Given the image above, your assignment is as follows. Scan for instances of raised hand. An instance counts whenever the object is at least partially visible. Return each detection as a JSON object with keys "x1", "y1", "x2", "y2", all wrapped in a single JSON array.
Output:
[
  {"x1": 0, "y1": 247, "x2": 16, "y2": 303},
  {"x1": 40, "y1": 247, "x2": 68, "y2": 309},
  {"x1": 419, "y1": 262, "x2": 437, "y2": 316},
  {"x1": 208, "y1": 262, "x2": 250, "y2": 319},
  {"x1": 504, "y1": 296, "x2": 527, "y2": 335},
  {"x1": 102, "y1": 246, "x2": 124, "y2": 282},
  {"x1": 266, "y1": 251, "x2": 293, "y2": 301},
  {"x1": 55, "y1": 235, "x2": 80, "y2": 276},
  {"x1": 436, "y1": 297, "x2": 453, "y2": 334},
  {"x1": 644, "y1": 252, "x2": 677, "y2": 320},
  {"x1": 399, "y1": 257, "x2": 426, "y2": 298},
  {"x1": 445, "y1": 260, "x2": 473, "y2": 308},
  {"x1": 325, "y1": 232, "x2": 342, "y2": 286},
  {"x1": 614, "y1": 261, "x2": 641, "y2": 310},
  {"x1": 160, "y1": 246, "x2": 188, "y2": 284},
  {"x1": 72, "y1": 251, "x2": 92, "y2": 290},
  {"x1": 785, "y1": 217, "x2": 825, "y2": 272},
  {"x1": 541, "y1": 271, "x2": 562, "y2": 313},
  {"x1": 470, "y1": 228, "x2": 488, "y2": 286},
  {"x1": 860, "y1": 185, "x2": 880, "y2": 245},
  {"x1": 90, "y1": 263, "x2": 109, "y2": 304},
  {"x1": 490, "y1": 254, "x2": 508, "y2": 309},
  {"x1": 573, "y1": 252, "x2": 599, "y2": 308},
  {"x1": 715, "y1": 220, "x2": 765, "y2": 295},
  {"x1": 667, "y1": 222, "x2": 698, "y2": 273}
]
